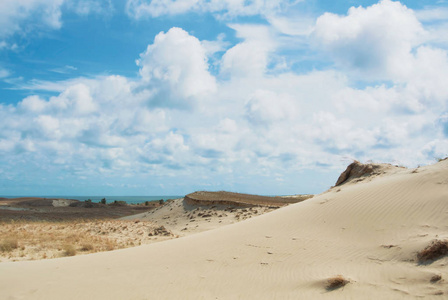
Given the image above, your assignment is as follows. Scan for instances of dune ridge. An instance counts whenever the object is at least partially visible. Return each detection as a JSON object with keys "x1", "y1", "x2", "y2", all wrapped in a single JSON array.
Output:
[{"x1": 1, "y1": 160, "x2": 448, "y2": 299}]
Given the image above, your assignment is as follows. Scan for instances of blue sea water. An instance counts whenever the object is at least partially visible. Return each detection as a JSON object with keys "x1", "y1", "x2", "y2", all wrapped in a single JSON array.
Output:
[{"x1": 0, "y1": 196, "x2": 184, "y2": 205}]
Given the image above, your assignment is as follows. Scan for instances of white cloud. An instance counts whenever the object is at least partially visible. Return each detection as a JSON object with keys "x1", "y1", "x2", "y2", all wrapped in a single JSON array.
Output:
[
  {"x1": 415, "y1": 6, "x2": 448, "y2": 22},
  {"x1": 3, "y1": 0, "x2": 448, "y2": 194},
  {"x1": 137, "y1": 27, "x2": 216, "y2": 108},
  {"x1": 0, "y1": 0, "x2": 65, "y2": 38},
  {"x1": 126, "y1": 0, "x2": 299, "y2": 19},
  {"x1": 220, "y1": 24, "x2": 275, "y2": 77},
  {"x1": 245, "y1": 90, "x2": 298, "y2": 126},
  {"x1": 314, "y1": 0, "x2": 425, "y2": 81},
  {"x1": 201, "y1": 33, "x2": 230, "y2": 57},
  {"x1": 0, "y1": 0, "x2": 114, "y2": 41}
]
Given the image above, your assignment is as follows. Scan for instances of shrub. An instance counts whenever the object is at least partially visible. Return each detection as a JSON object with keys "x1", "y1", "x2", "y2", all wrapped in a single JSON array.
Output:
[
  {"x1": 100, "y1": 198, "x2": 106, "y2": 205},
  {"x1": 430, "y1": 274, "x2": 442, "y2": 283},
  {"x1": 84, "y1": 199, "x2": 93, "y2": 208},
  {"x1": 63, "y1": 244, "x2": 77, "y2": 256},
  {"x1": 326, "y1": 275, "x2": 349, "y2": 290},
  {"x1": 80, "y1": 243, "x2": 94, "y2": 251},
  {"x1": 417, "y1": 240, "x2": 448, "y2": 263},
  {"x1": 0, "y1": 238, "x2": 18, "y2": 252}
]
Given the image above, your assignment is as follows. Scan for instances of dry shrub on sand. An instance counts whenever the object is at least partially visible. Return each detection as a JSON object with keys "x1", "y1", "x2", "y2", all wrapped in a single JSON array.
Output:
[
  {"x1": 63, "y1": 244, "x2": 77, "y2": 257},
  {"x1": 326, "y1": 275, "x2": 349, "y2": 290},
  {"x1": 417, "y1": 240, "x2": 448, "y2": 263},
  {"x1": 80, "y1": 243, "x2": 95, "y2": 252},
  {"x1": 0, "y1": 238, "x2": 18, "y2": 252},
  {"x1": 430, "y1": 274, "x2": 442, "y2": 283}
]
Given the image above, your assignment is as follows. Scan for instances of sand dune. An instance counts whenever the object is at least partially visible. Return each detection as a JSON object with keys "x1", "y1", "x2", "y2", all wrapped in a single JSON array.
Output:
[
  {"x1": 1, "y1": 160, "x2": 448, "y2": 299},
  {"x1": 121, "y1": 197, "x2": 280, "y2": 237}
]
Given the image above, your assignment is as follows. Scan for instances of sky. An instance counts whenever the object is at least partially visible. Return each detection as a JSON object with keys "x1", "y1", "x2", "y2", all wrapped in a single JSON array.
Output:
[{"x1": 1, "y1": 0, "x2": 448, "y2": 196}]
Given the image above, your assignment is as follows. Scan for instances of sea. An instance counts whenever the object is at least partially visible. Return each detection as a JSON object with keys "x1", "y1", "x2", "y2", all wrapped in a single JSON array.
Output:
[{"x1": 0, "y1": 196, "x2": 184, "y2": 205}]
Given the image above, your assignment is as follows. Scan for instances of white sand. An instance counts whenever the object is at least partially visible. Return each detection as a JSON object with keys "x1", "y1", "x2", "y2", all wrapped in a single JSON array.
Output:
[
  {"x1": 121, "y1": 197, "x2": 276, "y2": 236},
  {"x1": 1, "y1": 160, "x2": 447, "y2": 299}
]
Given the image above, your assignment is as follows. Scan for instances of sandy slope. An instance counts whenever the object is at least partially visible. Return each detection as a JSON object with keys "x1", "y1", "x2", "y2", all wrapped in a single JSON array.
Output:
[
  {"x1": 1, "y1": 161, "x2": 448, "y2": 299},
  {"x1": 121, "y1": 198, "x2": 277, "y2": 237}
]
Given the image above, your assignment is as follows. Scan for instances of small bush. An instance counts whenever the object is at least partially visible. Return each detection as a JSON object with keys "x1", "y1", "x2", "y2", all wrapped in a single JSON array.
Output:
[
  {"x1": 63, "y1": 244, "x2": 77, "y2": 256},
  {"x1": 110, "y1": 200, "x2": 127, "y2": 206},
  {"x1": 417, "y1": 240, "x2": 448, "y2": 263},
  {"x1": 326, "y1": 275, "x2": 349, "y2": 290},
  {"x1": 100, "y1": 198, "x2": 106, "y2": 205},
  {"x1": 0, "y1": 238, "x2": 18, "y2": 252},
  {"x1": 430, "y1": 274, "x2": 442, "y2": 283},
  {"x1": 80, "y1": 243, "x2": 94, "y2": 251}
]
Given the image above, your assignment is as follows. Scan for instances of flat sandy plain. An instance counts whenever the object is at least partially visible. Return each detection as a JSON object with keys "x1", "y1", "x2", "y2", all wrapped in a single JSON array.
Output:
[{"x1": 1, "y1": 160, "x2": 448, "y2": 299}]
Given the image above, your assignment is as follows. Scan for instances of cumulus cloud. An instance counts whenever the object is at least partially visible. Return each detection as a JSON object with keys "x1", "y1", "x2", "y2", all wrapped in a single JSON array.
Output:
[
  {"x1": 314, "y1": 0, "x2": 425, "y2": 81},
  {"x1": 220, "y1": 24, "x2": 276, "y2": 77},
  {"x1": 245, "y1": 90, "x2": 298, "y2": 126},
  {"x1": 3, "y1": 1, "x2": 448, "y2": 194},
  {"x1": 137, "y1": 27, "x2": 216, "y2": 108}
]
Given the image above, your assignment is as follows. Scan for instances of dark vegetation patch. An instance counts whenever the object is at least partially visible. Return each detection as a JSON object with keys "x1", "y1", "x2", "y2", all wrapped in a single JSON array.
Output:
[
  {"x1": 417, "y1": 240, "x2": 448, "y2": 263},
  {"x1": 325, "y1": 275, "x2": 349, "y2": 290}
]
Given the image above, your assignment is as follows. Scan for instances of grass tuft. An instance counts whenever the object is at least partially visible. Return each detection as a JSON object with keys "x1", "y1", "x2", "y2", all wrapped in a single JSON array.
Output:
[
  {"x1": 62, "y1": 244, "x2": 77, "y2": 257},
  {"x1": 430, "y1": 274, "x2": 442, "y2": 283},
  {"x1": 80, "y1": 243, "x2": 94, "y2": 252},
  {"x1": 417, "y1": 240, "x2": 448, "y2": 263},
  {"x1": 326, "y1": 275, "x2": 349, "y2": 290},
  {"x1": 0, "y1": 238, "x2": 18, "y2": 252}
]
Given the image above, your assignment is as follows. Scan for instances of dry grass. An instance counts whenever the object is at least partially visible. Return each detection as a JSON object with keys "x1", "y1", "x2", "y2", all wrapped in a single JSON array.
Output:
[
  {"x1": 0, "y1": 219, "x2": 174, "y2": 262},
  {"x1": 326, "y1": 275, "x2": 349, "y2": 290},
  {"x1": 430, "y1": 274, "x2": 442, "y2": 283},
  {"x1": 0, "y1": 238, "x2": 18, "y2": 252},
  {"x1": 417, "y1": 240, "x2": 448, "y2": 263},
  {"x1": 63, "y1": 244, "x2": 77, "y2": 256},
  {"x1": 80, "y1": 243, "x2": 95, "y2": 252}
]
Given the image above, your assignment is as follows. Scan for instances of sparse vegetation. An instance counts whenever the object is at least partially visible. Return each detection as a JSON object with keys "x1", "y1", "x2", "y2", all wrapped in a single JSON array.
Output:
[
  {"x1": 326, "y1": 275, "x2": 349, "y2": 290},
  {"x1": 417, "y1": 240, "x2": 448, "y2": 263},
  {"x1": 0, "y1": 220, "x2": 169, "y2": 262},
  {"x1": 63, "y1": 244, "x2": 77, "y2": 256},
  {"x1": 0, "y1": 238, "x2": 18, "y2": 252},
  {"x1": 80, "y1": 243, "x2": 95, "y2": 251},
  {"x1": 430, "y1": 274, "x2": 442, "y2": 283}
]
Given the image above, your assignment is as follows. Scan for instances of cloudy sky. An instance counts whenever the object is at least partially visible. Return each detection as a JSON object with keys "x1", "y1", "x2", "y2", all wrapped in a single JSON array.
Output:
[{"x1": 1, "y1": 0, "x2": 448, "y2": 196}]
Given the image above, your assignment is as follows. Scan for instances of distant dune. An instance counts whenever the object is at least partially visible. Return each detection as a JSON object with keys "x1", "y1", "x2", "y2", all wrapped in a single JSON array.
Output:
[
  {"x1": 1, "y1": 160, "x2": 448, "y2": 299},
  {"x1": 184, "y1": 190, "x2": 312, "y2": 207}
]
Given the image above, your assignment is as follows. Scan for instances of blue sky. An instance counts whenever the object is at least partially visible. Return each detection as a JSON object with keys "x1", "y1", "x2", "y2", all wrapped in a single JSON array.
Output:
[{"x1": 1, "y1": 0, "x2": 448, "y2": 196}]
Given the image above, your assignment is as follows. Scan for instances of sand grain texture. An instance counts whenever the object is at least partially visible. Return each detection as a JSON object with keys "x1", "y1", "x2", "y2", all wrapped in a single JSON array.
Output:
[{"x1": 1, "y1": 161, "x2": 448, "y2": 299}]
